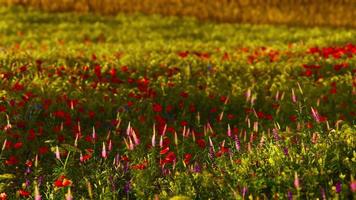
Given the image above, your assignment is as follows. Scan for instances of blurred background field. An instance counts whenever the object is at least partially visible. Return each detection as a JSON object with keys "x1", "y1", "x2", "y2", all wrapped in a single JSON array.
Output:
[{"x1": 1, "y1": 0, "x2": 355, "y2": 27}]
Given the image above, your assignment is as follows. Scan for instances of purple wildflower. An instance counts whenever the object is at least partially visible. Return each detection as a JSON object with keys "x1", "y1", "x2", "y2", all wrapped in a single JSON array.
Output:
[
  {"x1": 336, "y1": 181, "x2": 342, "y2": 193},
  {"x1": 273, "y1": 128, "x2": 280, "y2": 142},
  {"x1": 283, "y1": 147, "x2": 289, "y2": 156},
  {"x1": 124, "y1": 181, "x2": 131, "y2": 194},
  {"x1": 287, "y1": 190, "x2": 293, "y2": 200},
  {"x1": 194, "y1": 164, "x2": 202, "y2": 173},
  {"x1": 234, "y1": 135, "x2": 241, "y2": 151},
  {"x1": 320, "y1": 187, "x2": 326, "y2": 200}
]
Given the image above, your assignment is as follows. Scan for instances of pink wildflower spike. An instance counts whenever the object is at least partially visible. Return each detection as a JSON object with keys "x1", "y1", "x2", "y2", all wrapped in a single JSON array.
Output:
[
  {"x1": 246, "y1": 117, "x2": 251, "y2": 129},
  {"x1": 245, "y1": 88, "x2": 251, "y2": 102},
  {"x1": 259, "y1": 135, "x2": 265, "y2": 147},
  {"x1": 151, "y1": 124, "x2": 156, "y2": 147},
  {"x1": 227, "y1": 124, "x2": 231, "y2": 137},
  {"x1": 159, "y1": 135, "x2": 163, "y2": 148},
  {"x1": 114, "y1": 154, "x2": 120, "y2": 167},
  {"x1": 65, "y1": 187, "x2": 73, "y2": 200},
  {"x1": 101, "y1": 142, "x2": 107, "y2": 158},
  {"x1": 234, "y1": 135, "x2": 240, "y2": 151},
  {"x1": 275, "y1": 90, "x2": 280, "y2": 101},
  {"x1": 294, "y1": 172, "x2": 300, "y2": 190},
  {"x1": 4, "y1": 114, "x2": 12, "y2": 131},
  {"x1": 253, "y1": 121, "x2": 258, "y2": 132},
  {"x1": 2, "y1": 139, "x2": 7, "y2": 151},
  {"x1": 79, "y1": 153, "x2": 83, "y2": 162},
  {"x1": 223, "y1": 96, "x2": 229, "y2": 105},
  {"x1": 162, "y1": 124, "x2": 167, "y2": 136},
  {"x1": 74, "y1": 133, "x2": 79, "y2": 147},
  {"x1": 92, "y1": 126, "x2": 97, "y2": 141},
  {"x1": 126, "y1": 122, "x2": 131, "y2": 136},
  {"x1": 131, "y1": 129, "x2": 140, "y2": 145},
  {"x1": 55, "y1": 146, "x2": 61, "y2": 160},
  {"x1": 174, "y1": 131, "x2": 178, "y2": 146},
  {"x1": 250, "y1": 95, "x2": 256, "y2": 105},
  {"x1": 77, "y1": 121, "x2": 81, "y2": 134},
  {"x1": 128, "y1": 137, "x2": 134, "y2": 150},
  {"x1": 209, "y1": 136, "x2": 215, "y2": 152},
  {"x1": 207, "y1": 122, "x2": 213, "y2": 133},
  {"x1": 34, "y1": 184, "x2": 41, "y2": 200},
  {"x1": 108, "y1": 139, "x2": 112, "y2": 151},
  {"x1": 106, "y1": 131, "x2": 111, "y2": 141},
  {"x1": 35, "y1": 154, "x2": 38, "y2": 168},
  {"x1": 219, "y1": 111, "x2": 224, "y2": 121},
  {"x1": 70, "y1": 100, "x2": 74, "y2": 110},
  {"x1": 60, "y1": 122, "x2": 64, "y2": 132},
  {"x1": 291, "y1": 88, "x2": 297, "y2": 103},
  {"x1": 311, "y1": 107, "x2": 321, "y2": 123}
]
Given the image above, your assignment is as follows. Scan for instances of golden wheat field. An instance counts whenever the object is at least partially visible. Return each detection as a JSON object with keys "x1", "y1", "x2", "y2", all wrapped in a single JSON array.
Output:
[{"x1": 1, "y1": 0, "x2": 356, "y2": 27}]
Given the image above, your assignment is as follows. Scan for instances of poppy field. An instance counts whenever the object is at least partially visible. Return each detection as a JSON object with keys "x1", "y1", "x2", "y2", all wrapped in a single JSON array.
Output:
[{"x1": 0, "y1": 6, "x2": 356, "y2": 200}]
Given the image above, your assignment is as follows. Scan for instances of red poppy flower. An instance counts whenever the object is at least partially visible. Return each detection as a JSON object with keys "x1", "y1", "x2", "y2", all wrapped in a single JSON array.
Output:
[
  {"x1": 289, "y1": 115, "x2": 297, "y2": 122},
  {"x1": 5, "y1": 155, "x2": 18, "y2": 166},
  {"x1": 12, "y1": 82, "x2": 24, "y2": 91},
  {"x1": 196, "y1": 139, "x2": 206, "y2": 149},
  {"x1": 80, "y1": 154, "x2": 92, "y2": 162},
  {"x1": 178, "y1": 51, "x2": 189, "y2": 58},
  {"x1": 109, "y1": 68, "x2": 117, "y2": 77},
  {"x1": 180, "y1": 121, "x2": 188, "y2": 127},
  {"x1": 54, "y1": 175, "x2": 72, "y2": 188},
  {"x1": 13, "y1": 142, "x2": 23, "y2": 149},
  {"x1": 189, "y1": 104, "x2": 196, "y2": 113},
  {"x1": 160, "y1": 146, "x2": 169, "y2": 155},
  {"x1": 304, "y1": 69, "x2": 313, "y2": 77},
  {"x1": 227, "y1": 114, "x2": 235, "y2": 120},
  {"x1": 18, "y1": 189, "x2": 30, "y2": 197},
  {"x1": 0, "y1": 105, "x2": 6, "y2": 113},
  {"x1": 180, "y1": 92, "x2": 188, "y2": 98},
  {"x1": 329, "y1": 87, "x2": 337, "y2": 94},
  {"x1": 121, "y1": 65, "x2": 129, "y2": 72},
  {"x1": 220, "y1": 96, "x2": 228, "y2": 103},
  {"x1": 265, "y1": 114, "x2": 273, "y2": 121},
  {"x1": 38, "y1": 146, "x2": 49, "y2": 155},
  {"x1": 166, "y1": 105, "x2": 173, "y2": 112},
  {"x1": 164, "y1": 151, "x2": 176, "y2": 163},
  {"x1": 257, "y1": 111, "x2": 265, "y2": 119},
  {"x1": 306, "y1": 122, "x2": 313, "y2": 129},
  {"x1": 27, "y1": 129, "x2": 36, "y2": 141},
  {"x1": 184, "y1": 153, "x2": 192, "y2": 164},
  {"x1": 152, "y1": 103, "x2": 163, "y2": 112}
]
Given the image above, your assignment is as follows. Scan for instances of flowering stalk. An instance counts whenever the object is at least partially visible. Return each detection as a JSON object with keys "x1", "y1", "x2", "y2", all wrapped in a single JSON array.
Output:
[
  {"x1": 101, "y1": 142, "x2": 107, "y2": 158},
  {"x1": 152, "y1": 124, "x2": 156, "y2": 147},
  {"x1": 227, "y1": 124, "x2": 231, "y2": 137},
  {"x1": 311, "y1": 107, "x2": 321, "y2": 123},
  {"x1": 55, "y1": 146, "x2": 61, "y2": 160},
  {"x1": 65, "y1": 187, "x2": 73, "y2": 200}
]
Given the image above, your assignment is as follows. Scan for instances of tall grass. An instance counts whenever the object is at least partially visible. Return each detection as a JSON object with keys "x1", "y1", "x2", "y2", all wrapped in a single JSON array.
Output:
[{"x1": 1, "y1": 0, "x2": 355, "y2": 27}]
